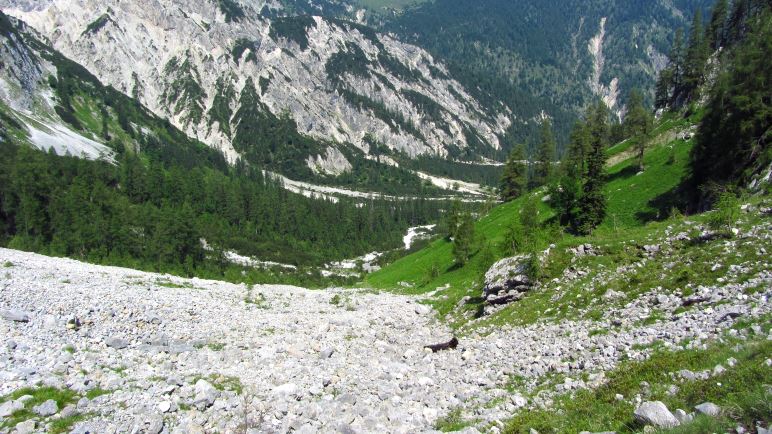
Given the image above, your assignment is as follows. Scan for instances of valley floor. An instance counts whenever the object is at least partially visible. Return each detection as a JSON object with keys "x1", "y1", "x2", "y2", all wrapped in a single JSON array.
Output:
[{"x1": 1, "y1": 244, "x2": 769, "y2": 433}]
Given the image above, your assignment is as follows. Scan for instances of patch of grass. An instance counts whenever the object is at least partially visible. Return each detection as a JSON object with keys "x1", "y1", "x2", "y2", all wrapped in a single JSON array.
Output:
[
  {"x1": 0, "y1": 387, "x2": 81, "y2": 430},
  {"x1": 503, "y1": 338, "x2": 772, "y2": 433},
  {"x1": 434, "y1": 408, "x2": 473, "y2": 432},
  {"x1": 156, "y1": 279, "x2": 189, "y2": 289},
  {"x1": 85, "y1": 388, "x2": 111, "y2": 400},
  {"x1": 330, "y1": 294, "x2": 342, "y2": 305},
  {"x1": 244, "y1": 290, "x2": 269, "y2": 309},
  {"x1": 208, "y1": 342, "x2": 226, "y2": 351},
  {"x1": 49, "y1": 412, "x2": 91, "y2": 434}
]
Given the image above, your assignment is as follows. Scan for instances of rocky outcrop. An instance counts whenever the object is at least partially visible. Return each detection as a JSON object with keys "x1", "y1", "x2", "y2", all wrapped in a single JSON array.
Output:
[{"x1": 483, "y1": 255, "x2": 535, "y2": 305}]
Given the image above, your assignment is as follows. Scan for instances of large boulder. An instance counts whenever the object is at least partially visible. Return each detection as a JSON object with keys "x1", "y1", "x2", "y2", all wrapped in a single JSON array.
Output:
[
  {"x1": 633, "y1": 401, "x2": 680, "y2": 428},
  {"x1": 32, "y1": 399, "x2": 58, "y2": 416},
  {"x1": 193, "y1": 379, "x2": 219, "y2": 410},
  {"x1": 483, "y1": 255, "x2": 534, "y2": 301}
]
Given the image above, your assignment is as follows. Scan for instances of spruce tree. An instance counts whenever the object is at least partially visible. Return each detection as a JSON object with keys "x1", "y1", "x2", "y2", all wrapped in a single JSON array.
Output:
[
  {"x1": 624, "y1": 89, "x2": 653, "y2": 171},
  {"x1": 574, "y1": 101, "x2": 609, "y2": 235},
  {"x1": 499, "y1": 144, "x2": 527, "y2": 201},
  {"x1": 444, "y1": 199, "x2": 462, "y2": 240},
  {"x1": 551, "y1": 121, "x2": 587, "y2": 227},
  {"x1": 707, "y1": 0, "x2": 729, "y2": 50},
  {"x1": 670, "y1": 28, "x2": 686, "y2": 93},
  {"x1": 452, "y1": 212, "x2": 475, "y2": 266},
  {"x1": 530, "y1": 119, "x2": 556, "y2": 189},
  {"x1": 655, "y1": 67, "x2": 674, "y2": 109},
  {"x1": 684, "y1": 9, "x2": 710, "y2": 98},
  {"x1": 691, "y1": 6, "x2": 771, "y2": 195}
]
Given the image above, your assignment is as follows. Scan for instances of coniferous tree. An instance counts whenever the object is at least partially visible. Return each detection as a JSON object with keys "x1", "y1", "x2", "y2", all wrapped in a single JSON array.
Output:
[
  {"x1": 444, "y1": 199, "x2": 462, "y2": 240},
  {"x1": 656, "y1": 28, "x2": 685, "y2": 109},
  {"x1": 574, "y1": 101, "x2": 609, "y2": 235},
  {"x1": 707, "y1": 0, "x2": 729, "y2": 50},
  {"x1": 530, "y1": 120, "x2": 556, "y2": 189},
  {"x1": 564, "y1": 121, "x2": 590, "y2": 177},
  {"x1": 670, "y1": 28, "x2": 686, "y2": 93},
  {"x1": 655, "y1": 67, "x2": 675, "y2": 109},
  {"x1": 551, "y1": 121, "x2": 587, "y2": 227},
  {"x1": 683, "y1": 9, "x2": 710, "y2": 98},
  {"x1": 691, "y1": 6, "x2": 772, "y2": 198},
  {"x1": 452, "y1": 212, "x2": 475, "y2": 266},
  {"x1": 624, "y1": 89, "x2": 654, "y2": 171},
  {"x1": 499, "y1": 144, "x2": 527, "y2": 201}
]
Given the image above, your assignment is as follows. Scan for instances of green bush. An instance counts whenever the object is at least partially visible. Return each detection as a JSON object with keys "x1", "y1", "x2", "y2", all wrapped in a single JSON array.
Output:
[{"x1": 707, "y1": 192, "x2": 740, "y2": 232}]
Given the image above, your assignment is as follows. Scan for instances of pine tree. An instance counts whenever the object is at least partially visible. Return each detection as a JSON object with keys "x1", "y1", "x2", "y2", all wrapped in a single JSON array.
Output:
[
  {"x1": 574, "y1": 101, "x2": 609, "y2": 235},
  {"x1": 550, "y1": 121, "x2": 587, "y2": 227},
  {"x1": 499, "y1": 144, "x2": 527, "y2": 201},
  {"x1": 452, "y1": 212, "x2": 475, "y2": 266},
  {"x1": 624, "y1": 89, "x2": 653, "y2": 171},
  {"x1": 530, "y1": 119, "x2": 556, "y2": 189}
]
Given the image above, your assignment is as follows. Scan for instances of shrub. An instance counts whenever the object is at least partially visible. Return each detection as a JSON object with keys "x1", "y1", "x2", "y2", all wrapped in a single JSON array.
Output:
[{"x1": 707, "y1": 191, "x2": 740, "y2": 232}]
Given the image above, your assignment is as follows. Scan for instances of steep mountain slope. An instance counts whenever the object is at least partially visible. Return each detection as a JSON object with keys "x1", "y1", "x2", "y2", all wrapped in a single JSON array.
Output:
[
  {"x1": 1, "y1": 0, "x2": 510, "y2": 180},
  {"x1": 382, "y1": 0, "x2": 715, "y2": 140},
  {"x1": 270, "y1": 0, "x2": 713, "y2": 146}
]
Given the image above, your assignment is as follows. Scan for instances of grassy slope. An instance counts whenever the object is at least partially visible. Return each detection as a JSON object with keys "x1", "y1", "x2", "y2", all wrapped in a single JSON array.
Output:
[
  {"x1": 364, "y1": 114, "x2": 696, "y2": 325},
  {"x1": 504, "y1": 333, "x2": 772, "y2": 433}
]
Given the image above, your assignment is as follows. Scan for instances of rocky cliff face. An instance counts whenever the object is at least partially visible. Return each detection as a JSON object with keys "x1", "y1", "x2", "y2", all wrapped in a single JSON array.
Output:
[{"x1": 2, "y1": 0, "x2": 509, "y2": 173}]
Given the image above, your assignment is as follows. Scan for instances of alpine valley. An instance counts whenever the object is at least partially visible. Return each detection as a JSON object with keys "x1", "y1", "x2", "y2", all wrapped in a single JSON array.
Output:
[{"x1": 0, "y1": 1, "x2": 770, "y2": 434}]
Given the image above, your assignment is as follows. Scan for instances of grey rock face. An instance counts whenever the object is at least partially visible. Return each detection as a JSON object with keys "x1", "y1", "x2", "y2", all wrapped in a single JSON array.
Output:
[
  {"x1": 633, "y1": 401, "x2": 680, "y2": 428},
  {"x1": 673, "y1": 409, "x2": 693, "y2": 424},
  {"x1": 1, "y1": 308, "x2": 31, "y2": 322},
  {"x1": 6, "y1": 0, "x2": 510, "y2": 165},
  {"x1": 32, "y1": 399, "x2": 58, "y2": 416}
]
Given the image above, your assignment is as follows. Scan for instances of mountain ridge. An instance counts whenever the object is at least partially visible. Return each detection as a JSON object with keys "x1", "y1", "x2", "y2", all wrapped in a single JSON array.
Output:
[{"x1": 1, "y1": 0, "x2": 511, "y2": 179}]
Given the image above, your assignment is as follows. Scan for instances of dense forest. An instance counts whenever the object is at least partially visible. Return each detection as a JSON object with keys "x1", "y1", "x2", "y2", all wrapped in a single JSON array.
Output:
[{"x1": 0, "y1": 142, "x2": 442, "y2": 274}]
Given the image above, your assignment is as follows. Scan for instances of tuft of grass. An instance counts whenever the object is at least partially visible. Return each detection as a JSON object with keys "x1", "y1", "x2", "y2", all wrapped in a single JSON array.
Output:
[
  {"x1": 434, "y1": 407, "x2": 477, "y2": 432},
  {"x1": 3, "y1": 261, "x2": 13, "y2": 267},
  {"x1": 330, "y1": 294, "x2": 342, "y2": 305},
  {"x1": 49, "y1": 412, "x2": 91, "y2": 434},
  {"x1": 85, "y1": 388, "x2": 111, "y2": 400}
]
